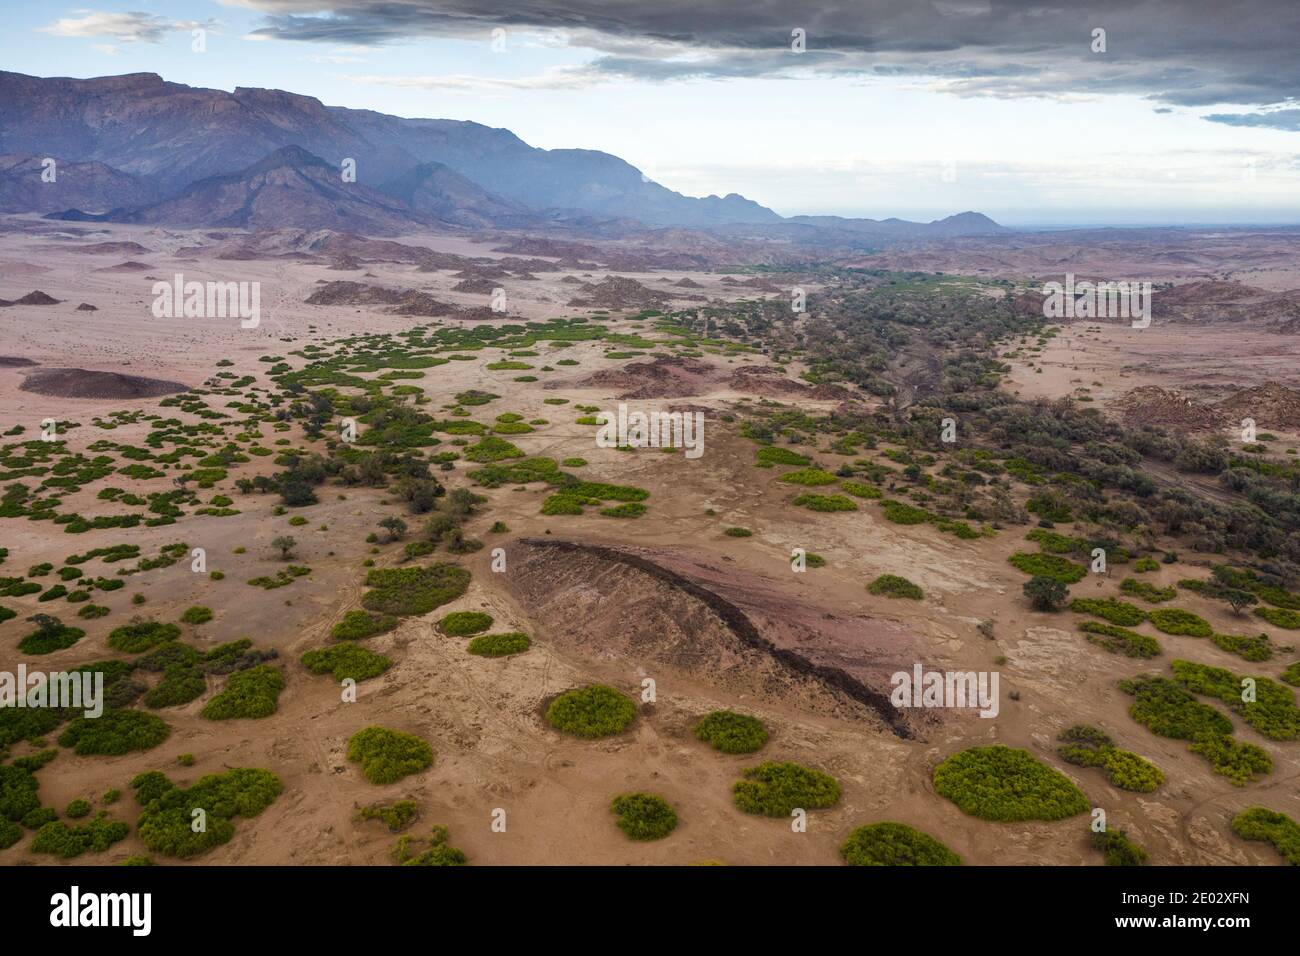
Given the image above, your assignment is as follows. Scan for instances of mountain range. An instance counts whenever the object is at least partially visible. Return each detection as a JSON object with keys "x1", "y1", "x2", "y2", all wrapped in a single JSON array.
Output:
[{"x1": 0, "y1": 70, "x2": 1008, "y2": 242}]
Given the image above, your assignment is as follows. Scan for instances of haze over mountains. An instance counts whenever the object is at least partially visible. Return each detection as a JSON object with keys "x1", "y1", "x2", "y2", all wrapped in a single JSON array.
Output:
[{"x1": 0, "y1": 70, "x2": 1006, "y2": 241}]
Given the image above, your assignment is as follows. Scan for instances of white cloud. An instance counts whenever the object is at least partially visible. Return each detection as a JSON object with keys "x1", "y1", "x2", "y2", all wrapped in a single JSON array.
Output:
[{"x1": 41, "y1": 12, "x2": 211, "y2": 44}]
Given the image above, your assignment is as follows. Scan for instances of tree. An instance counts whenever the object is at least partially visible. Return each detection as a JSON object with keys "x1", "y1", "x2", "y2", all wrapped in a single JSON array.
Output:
[
  {"x1": 26, "y1": 613, "x2": 63, "y2": 637},
  {"x1": 1221, "y1": 588, "x2": 1259, "y2": 616},
  {"x1": 271, "y1": 535, "x2": 297, "y2": 560},
  {"x1": 1024, "y1": 576, "x2": 1067, "y2": 612},
  {"x1": 379, "y1": 516, "x2": 408, "y2": 542}
]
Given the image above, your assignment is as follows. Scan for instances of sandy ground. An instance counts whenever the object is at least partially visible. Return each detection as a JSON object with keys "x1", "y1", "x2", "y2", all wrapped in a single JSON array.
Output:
[{"x1": 1, "y1": 219, "x2": 1297, "y2": 866}]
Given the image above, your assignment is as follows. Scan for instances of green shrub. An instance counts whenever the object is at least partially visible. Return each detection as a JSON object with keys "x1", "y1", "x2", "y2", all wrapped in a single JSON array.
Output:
[
  {"x1": 392, "y1": 825, "x2": 466, "y2": 866},
  {"x1": 330, "y1": 610, "x2": 399, "y2": 641},
  {"x1": 839, "y1": 481, "x2": 883, "y2": 499},
  {"x1": 868, "y1": 574, "x2": 923, "y2": 600},
  {"x1": 610, "y1": 792, "x2": 678, "y2": 841},
  {"x1": 200, "y1": 665, "x2": 283, "y2": 720},
  {"x1": 694, "y1": 710, "x2": 768, "y2": 754},
  {"x1": 180, "y1": 605, "x2": 213, "y2": 625},
  {"x1": 1119, "y1": 675, "x2": 1271, "y2": 785},
  {"x1": 776, "y1": 468, "x2": 838, "y2": 486},
  {"x1": 1231, "y1": 807, "x2": 1300, "y2": 865},
  {"x1": 1211, "y1": 631, "x2": 1276, "y2": 662},
  {"x1": 733, "y1": 761, "x2": 840, "y2": 817},
  {"x1": 467, "y1": 632, "x2": 531, "y2": 657},
  {"x1": 355, "y1": 799, "x2": 419, "y2": 832},
  {"x1": 1091, "y1": 828, "x2": 1148, "y2": 866},
  {"x1": 1024, "y1": 575, "x2": 1067, "y2": 611},
  {"x1": 1148, "y1": 608, "x2": 1213, "y2": 637},
  {"x1": 932, "y1": 745, "x2": 1088, "y2": 821},
  {"x1": 31, "y1": 814, "x2": 129, "y2": 858},
  {"x1": 107, "y1": 619, "x2": 181, "y2": 653},
  {"x1": 723, "y1": 527, "x2": 752, "y2": 537},
  {"x1": 1281, "y1": 662, "x2": 1300, "y2": 687},
  {"x1": 791, "y1": 493, "x2": 858, "y2": 512},
  {"x1": 1119, "y1": 578, "x2": 1176, "y2": 603},
  {"x1": 1056, "y1": 724, "x2": 1164, "y2": 792},
  {"x1": 1255, "y1": 606, "x2": 1300, "y2": 629},
  {"x1": 839, "y1": 822, "x2": 961, "y2": 866},
  {"x1": 18, "y1": 619, "x2": 85, "y2": 654},
  {"x1": 347, "y1": 727, "x2": 433, "y2": 785},
  {"x1": 545, "y1": 685, "x2": 636, "y2": 738},
  {"x1": 65, "y1": 798, "x2": 93, "y2": 819},
  {"x1": 1069, "y1": 598, "x2": 1147, "y2": 627},
  {"x1": 362, "y1": 564, "x2": 470, "y2": 616},
  {"x1": 438, "y1": 611, "x2": 493, "y2": 636},
  {"x1": 755, "y1": 446, "x2": 809, "y2": 466},
  {"x1": 0, "y1": 819, "x2": 20, "y2": 850},
  {"x1": 135, "y1": 768, "x2": 281, "y2": 859},
  {"x1": 1008, "y1": 552, "x2": 1087, "y2": 584},
  {"x1": 58, "y1": 709, "x2": 170, "y2": 756},
  {"x1": 1171, "y1": 659, "x2": 1300, "y2": 741},
  {"x1": 880, "y1": 499, "x2": 934, "y2": 525},
  {"x1": 600, "y1": 502, "x2": 646, "y2": 518},
  {"x1": 1071, "y1": 616, "x2": 1158, "y2": 655},
  {"x1": 301, "y1": 644, "x2": 392, "y2": 682}
]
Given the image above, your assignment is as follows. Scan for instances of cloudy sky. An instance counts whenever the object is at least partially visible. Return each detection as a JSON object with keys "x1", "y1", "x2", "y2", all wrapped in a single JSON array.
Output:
[{"x1": 5, "y1": 0, "x2": 1299, "y2": 225}]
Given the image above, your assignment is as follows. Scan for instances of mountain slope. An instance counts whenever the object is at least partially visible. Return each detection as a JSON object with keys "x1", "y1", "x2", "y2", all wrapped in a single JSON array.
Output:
[
  {"x1": 0, "y1": 153, "x2": 159, "y2": 214},
  {"x1": 377, "y1": 161, "x2": 536, "y2": 228},
  {"x1": 113, "y1": 145, "x2": 430, "y2": 234}
]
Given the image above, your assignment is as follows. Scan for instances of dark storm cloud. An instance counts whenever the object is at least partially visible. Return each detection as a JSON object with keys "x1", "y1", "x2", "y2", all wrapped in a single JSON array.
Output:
[{"x1": 242, "y1": 0, "x2": 1300, "y2": 115}]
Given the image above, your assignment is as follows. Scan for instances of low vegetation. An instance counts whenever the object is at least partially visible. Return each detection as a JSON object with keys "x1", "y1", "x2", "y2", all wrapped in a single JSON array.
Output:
[
  {"x1": 693, "y1": 710, "x2": 768, "y2": 754},
  {"x1": 839, "y1": 822, "x2": 961, "y2": 866},
  {"x1": 932, "y1": 745, "x2": 1088, "y2": 821},
  {"x1": 545, "y1": 685, "x2": 636, "y2": 738},
  {"x1": 347, "y1": 726, "x2": 434, "y2": 784},
  {"x1": 732, "y1": 761, "x2": 840, "y2": 817},
  {"x1": 610, "y1": 792, "x2": 678, "y2": 841}
]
